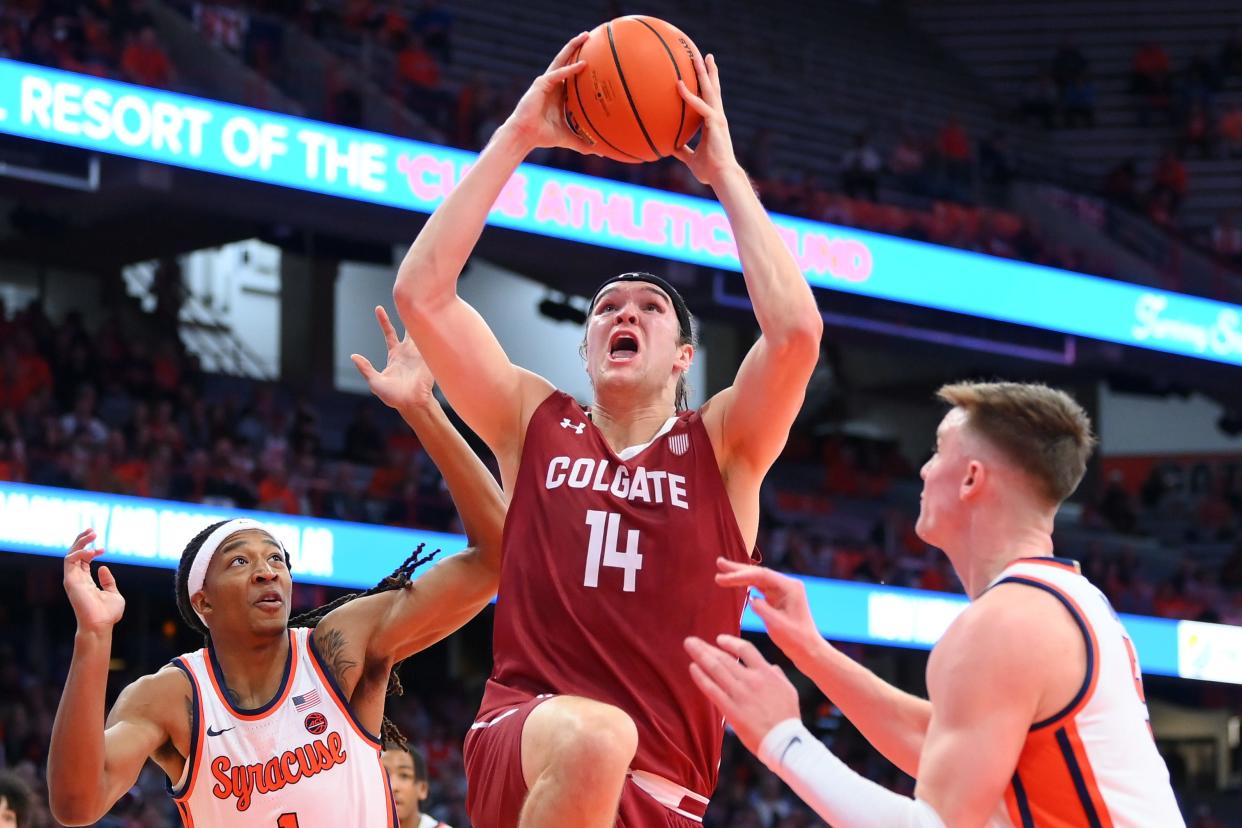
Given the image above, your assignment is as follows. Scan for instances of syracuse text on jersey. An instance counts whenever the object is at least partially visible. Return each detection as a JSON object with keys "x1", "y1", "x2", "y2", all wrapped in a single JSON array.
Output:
[
  {"x1": 544, "y1": 455, "x2": 690, "y2": 509},
  {"x1": 209, "y1": 730, "x2": 348, "y2": 811}
]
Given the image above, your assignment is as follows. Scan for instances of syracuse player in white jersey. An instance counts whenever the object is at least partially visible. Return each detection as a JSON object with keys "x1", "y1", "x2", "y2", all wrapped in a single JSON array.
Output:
[
  {"x1": 686, "y1": 381, "x2": 1185, "y2": 827},
  {"x1": 48, "y1": 310, "x2": 505, "y2": 827}
]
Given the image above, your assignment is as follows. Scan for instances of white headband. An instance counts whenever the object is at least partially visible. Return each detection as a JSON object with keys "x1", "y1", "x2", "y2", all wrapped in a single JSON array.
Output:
[{"x1": 187, "y1": 518, "x2": 287, "y2": 624}]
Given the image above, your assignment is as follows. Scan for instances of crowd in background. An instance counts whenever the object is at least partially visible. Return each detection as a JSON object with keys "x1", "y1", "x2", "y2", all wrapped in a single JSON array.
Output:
[
  {"x1": 1, "y1": 291, "x2": 1240, "y2": 622},
  {"x1": 1020, "y1": 31, "x2": 1242, "y2": 265}
]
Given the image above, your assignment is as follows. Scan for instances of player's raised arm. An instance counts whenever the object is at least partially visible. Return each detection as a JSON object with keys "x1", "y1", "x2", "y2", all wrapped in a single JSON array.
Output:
[
  {"x1": 676, "y1": 53, "x2": 822, "y2": 478},
  {"x1": 48, "y1": 531, "x2": 178, "y2": 825},
  {"x1": 342, "y1": 307, "x2": 507, "y2": 660},
  {"x1": 716, "y1": 560, "x2": 931, "y2": 776},
  {"x1": 392, "y1": 33, "x2": 595, "y2": 461}
]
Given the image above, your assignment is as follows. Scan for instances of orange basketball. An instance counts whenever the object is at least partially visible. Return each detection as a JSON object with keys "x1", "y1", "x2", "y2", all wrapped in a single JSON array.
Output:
[{"x1": 563, "y1": 16, "x2": 704, "y2": 164}]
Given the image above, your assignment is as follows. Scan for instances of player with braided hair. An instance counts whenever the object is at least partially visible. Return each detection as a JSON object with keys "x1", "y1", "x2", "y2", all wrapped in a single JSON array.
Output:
[{"x1": 48, "y1": 307, "x2": 504, "y2": 827}]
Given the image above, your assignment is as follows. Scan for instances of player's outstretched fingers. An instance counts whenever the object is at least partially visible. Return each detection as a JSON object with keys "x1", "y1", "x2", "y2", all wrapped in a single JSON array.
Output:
[
  {"x1": 688, "y1": 662, "x2": 731, "y2": 714},
  {"x1": 714, "y1": 634, "x2": 770, "y2": 670},
  {"x1": 684, "y1": 636, "x2": 745, "y2": 694},
  {"x1": 715, "y1": 559, "x2": 782, "y2": 590},
  {"x1": 96, "y1": 565, "x2": 119, "y2": 594},
  {"x1": 374, "y1": 305, "x2": 400, "y2": 350},
  {"x1": 546, "y1": 31, "x2": 590, "y2": 73},
  {"x1": 350, "y1": 354, "x2": 379, "y2": 381}
]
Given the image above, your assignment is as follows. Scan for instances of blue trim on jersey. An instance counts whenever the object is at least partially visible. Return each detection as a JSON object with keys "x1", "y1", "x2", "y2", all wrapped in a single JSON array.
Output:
[
  {"x1": 1055, "y1": 726, "x2": 1106, "y2": 828},
  {"x1": 307, "y1": 628, "x2": 384, "y2": 747},
  {"x1": 1010, "y1": 770, "x2": 1035, "y2": 828},
  {"x1": 1015, "y1": 555, "x2": 1081, "y2": 570},
  {"x1": 206, "y1": 630, "x2": 294, "y2": 717},
  {"x1": 996, "y1": 576, "x2": 1096, "y2": 731},
  {"x1": 166, "y1": 657, "x2": 200, "y2": 800}
]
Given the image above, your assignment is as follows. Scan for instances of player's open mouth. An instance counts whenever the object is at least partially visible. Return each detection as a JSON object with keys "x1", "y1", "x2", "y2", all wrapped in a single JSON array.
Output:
[
  {"x1": 254, "y1": 591, "x2": 284, "y2": 609},
  {"x1": 608, "y1": 331, "x2": 639, "y2": 362}
]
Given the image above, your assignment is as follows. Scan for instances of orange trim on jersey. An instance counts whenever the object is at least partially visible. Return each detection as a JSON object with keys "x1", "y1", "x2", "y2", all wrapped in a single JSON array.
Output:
[
  {"x1": 171, "y1": 655, "x2": 206, "y2": 803},
  {"x1": 305, "y1": 629, "x2": 383, "y2": 748},
  {"x1": 1013, "y1": 729, "x2": 1092, "y2": 826},
  {"x1": 176, "y1": 800, "x2": 196, "y2": 828},
  {"x1": 377, "y1": 745, "x2": 397, "y2": 828},
  {"x1": 203, "y1": 630, "x2": 298, "y2": 721},
  {"x1": 1062, "y1": 719, "x2": 1115, "y2": 827}
]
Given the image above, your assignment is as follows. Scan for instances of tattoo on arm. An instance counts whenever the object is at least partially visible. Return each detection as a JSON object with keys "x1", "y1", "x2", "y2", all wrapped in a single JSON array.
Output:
[{"x1": 315, "y1": 628, "x2": 358, "y2": 687}]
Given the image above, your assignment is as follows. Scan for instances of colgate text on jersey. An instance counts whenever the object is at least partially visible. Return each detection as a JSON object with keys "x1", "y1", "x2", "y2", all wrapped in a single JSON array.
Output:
[{"x1": 544, "y1": 455, "x2": 689, "y2": 509}]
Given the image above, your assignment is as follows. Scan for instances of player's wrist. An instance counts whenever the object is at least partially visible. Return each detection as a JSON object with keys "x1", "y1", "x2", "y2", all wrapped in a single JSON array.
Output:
[
  {"x1": 74, "y1": 626, "x2": 114, "y2": 650},
  {"x1": 493, "y1": 120, "x2": 538, "y2": 157}
]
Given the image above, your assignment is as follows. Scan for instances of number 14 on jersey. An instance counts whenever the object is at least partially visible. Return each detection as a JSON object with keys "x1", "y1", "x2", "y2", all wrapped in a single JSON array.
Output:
[{"x1": 583, "y1": 510, "x2": 644, "y2": 592}]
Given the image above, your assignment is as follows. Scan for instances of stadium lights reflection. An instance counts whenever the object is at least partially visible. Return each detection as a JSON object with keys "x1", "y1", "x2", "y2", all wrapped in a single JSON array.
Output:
[
  {"x1": 1, "y1": 481, "x2": 1239, "y2": 685},
  {"x1": 3, "y1": 59, "x2": 1242, "y2": 368}
]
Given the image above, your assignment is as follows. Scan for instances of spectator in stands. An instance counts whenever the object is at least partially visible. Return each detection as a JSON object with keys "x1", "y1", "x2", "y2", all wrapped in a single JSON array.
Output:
[
  {"x1": 1018, "y1": 70, "x2": 1058, "y2": 129},
  {"x1": 1150, "y1": 148, "x2": 1189, "y2": 214},
  {"x1": 1050, "y1": 36, "x2": 1089, "y2": 98},
  {"x1": 395, "y1": 32, "x2": 451, "y2": 131},
  {"x1": 1218, "y1": 103, "x2": 1242, "y2": 158},
  {"x1": 1212, "y1": 211, "x2": 1242, "y2": 264},
  {"x1": 1179, "y1": 102, "x2": 1214, "y2": 158},
  {"x1": 1062, "y1": 73, "x2": 1097, "y2": 128},
  {"x1": 1130, "y1": 41, "x2": 1173, "y2": 125},
  {"x1": 345, "y1": 402, "x2": 387, "y2": 466},
  {"x1": 888, "y1": 128, "x2": 929, "y2": 194},
  {"x1": 0, "y1": 770, "x2": 32, "y2": 827},
  {"x1": 839, "y1": 132, "x2": 883, "y2": 202},
  {"x1": 411, "y1": 0, "x2": 454, "y2": 65},
  {"x1": 936, "y1": 115, "x2": 972, "y2": 198},
  {"x1": 121, "y1": 24, "x2": 175, "y2": 89},
  {"x1": 1178, "y1": 52, "x2": 1221, "y2": 120}
]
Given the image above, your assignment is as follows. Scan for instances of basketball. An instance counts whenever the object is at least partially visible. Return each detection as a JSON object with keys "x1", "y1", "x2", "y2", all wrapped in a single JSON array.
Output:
[{"x1": 563, "y1": 16, "x2": 704, "y2": 164}]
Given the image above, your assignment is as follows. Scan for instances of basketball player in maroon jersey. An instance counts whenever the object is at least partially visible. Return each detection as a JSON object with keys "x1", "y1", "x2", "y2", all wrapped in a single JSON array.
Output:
[{"x1": 393, "y1": 34, "x2": 822, "y2": 828}]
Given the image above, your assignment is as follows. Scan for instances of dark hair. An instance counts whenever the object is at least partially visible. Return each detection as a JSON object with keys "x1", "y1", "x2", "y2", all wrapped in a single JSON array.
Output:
[
  {"x1": 384, "y1": 743, "x2": 429, "y2": 783},
  {"x1": 0, "y1": 771, "x2": 32, "y2": 828},
  {"x1": 581, "y1": 274, "x2": 699, "y2": 411},
  {"x1": 174, "y1": 521, "x2": 438, "y2": 747},
  {"x1": 937, "y1": 381, "x2": 1097, "y2": 504}
]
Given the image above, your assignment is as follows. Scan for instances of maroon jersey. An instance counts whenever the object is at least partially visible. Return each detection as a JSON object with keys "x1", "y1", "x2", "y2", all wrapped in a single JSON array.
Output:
[{"x1": 479, "y1": 391, "x2": 751, "y2": 797}]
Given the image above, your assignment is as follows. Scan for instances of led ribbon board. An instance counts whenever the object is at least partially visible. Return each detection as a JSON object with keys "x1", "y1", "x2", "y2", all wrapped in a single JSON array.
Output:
[
  {"x1": 1, "y1": 58, "x2": 1240, "y2": 367},
  {"x1": 2, "y1": 481, "x2": 1239, "y2": 684}
]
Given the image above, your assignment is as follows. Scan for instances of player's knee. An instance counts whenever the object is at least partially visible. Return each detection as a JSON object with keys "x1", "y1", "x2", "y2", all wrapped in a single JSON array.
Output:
[{"x1": 544, "y1": 699, "x2": 638, "y2": 777}]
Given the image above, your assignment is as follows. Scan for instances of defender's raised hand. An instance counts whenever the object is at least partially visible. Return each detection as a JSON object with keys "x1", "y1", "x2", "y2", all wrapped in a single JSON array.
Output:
[
  {"x1": 63, "y1": 528, "x2": 124, "y2": 633},
  {"x1": 716, "y1": 558, "x2": 823, "y2": 664},
  {"x1": 352, "y1": 305, "x2": 437, "y2": 413}
]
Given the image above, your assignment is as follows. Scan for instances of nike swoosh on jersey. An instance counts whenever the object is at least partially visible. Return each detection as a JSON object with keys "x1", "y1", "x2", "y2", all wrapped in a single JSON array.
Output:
[{"x1": 207, "y1": 725, "x2": 235, "y2": 737}]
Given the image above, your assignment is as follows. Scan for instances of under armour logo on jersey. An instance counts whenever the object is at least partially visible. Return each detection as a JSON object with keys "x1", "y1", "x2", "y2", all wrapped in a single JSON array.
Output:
[
  {"x1": 560, "y1": 418, "x2": 586, "y2": 434},
  {"x1": 667, "y1": 432, "x2": 689, "y2": 455}
]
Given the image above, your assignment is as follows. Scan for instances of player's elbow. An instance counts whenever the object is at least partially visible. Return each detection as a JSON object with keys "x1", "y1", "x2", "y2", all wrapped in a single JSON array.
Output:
[
  {"x1": 770, "y1": 315, "x2": 822, "y2": 367},
  {"x1": 48, "y1": 790, "x2": 106, "y2": 827}
]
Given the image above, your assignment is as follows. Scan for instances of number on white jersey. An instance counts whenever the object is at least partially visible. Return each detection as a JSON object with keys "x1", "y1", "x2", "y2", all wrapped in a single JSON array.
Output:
[{"x1": 583, "y1": 510, "x2": 643, "y2": 592}]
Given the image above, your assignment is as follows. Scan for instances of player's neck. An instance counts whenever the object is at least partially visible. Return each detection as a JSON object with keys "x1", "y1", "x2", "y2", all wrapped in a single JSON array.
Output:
[
  {"x1": 209, "y1": 630, "x2": 292, "y2": 709},
  {"x1": 955, "y1": 504, "x2": 1056, "y2": 598},
  {"x1": 589, "y1": 395, "x2": 675, "y2": 454}
]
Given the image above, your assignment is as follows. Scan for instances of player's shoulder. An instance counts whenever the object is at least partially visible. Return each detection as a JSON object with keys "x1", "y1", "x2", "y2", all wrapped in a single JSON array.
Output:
[
  {"x1": 944, "y1": 580, "x2": 1083, "y2": 664},
  {"x1": 109, "y1": 663, "x2": 193, "y2": 728}
]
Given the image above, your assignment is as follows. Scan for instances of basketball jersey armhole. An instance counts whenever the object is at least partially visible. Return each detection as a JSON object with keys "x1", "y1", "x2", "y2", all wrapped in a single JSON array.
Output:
[
  {"x1": 305, "y1": 628, "x2": 384, "y2": 748},
  {"x1": 995, "y1": 576, "x2": 1098, "y2": 731},
  {"x1": 167, "y1": 656, "x2": 202, "y2": 801}
]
